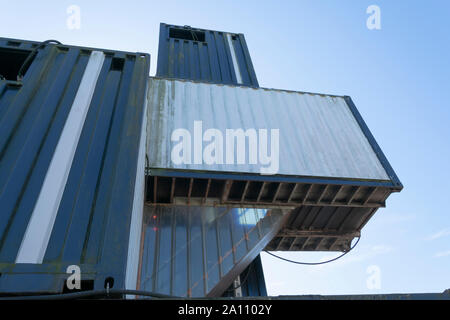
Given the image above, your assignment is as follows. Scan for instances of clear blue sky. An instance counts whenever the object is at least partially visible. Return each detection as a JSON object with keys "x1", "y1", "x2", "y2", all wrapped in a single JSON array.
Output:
[{"x1": 1, "y1": 0, "x2": 449, "y2": 295}]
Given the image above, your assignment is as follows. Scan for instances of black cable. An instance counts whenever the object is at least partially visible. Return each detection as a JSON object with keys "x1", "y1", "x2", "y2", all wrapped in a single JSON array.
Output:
[
  {"x1": 264, "y1": 236, "x2": 361, "y2": 266},
  {"x1": 0, "y1": 236, "x2": 359, "y2": 300},
  {"x1": 0, "y1": 289, "x2": 176, "y2": 300},
  {"x1": 16, "y1": 39, "x2": 62, "y2": 81}
]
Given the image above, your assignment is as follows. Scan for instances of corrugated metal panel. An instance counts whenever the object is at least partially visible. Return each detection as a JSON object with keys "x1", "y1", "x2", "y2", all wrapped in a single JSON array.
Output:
[
  {"x1": 138, "y1": 205, "x2": 287, "y2": 297},
  {"x1": 125, "y1": 79, "x2": 149, "y2": 292},
  {"x1": 222, "y1": 254, "x2": 267, "y2": 297},
  {"x1": 0, "y1": 38, "x2": 150, "y2": 294},
  {"x1": 147, "y1": 78, "x2": 392, "y2": 181},
  {"x1": 240, "y1": 255, "x2": 267, "y2": 296},
  {"x1": 156, "y1": 23, "x2": 259, "y2": 87},
  {"x1": 146, "y1": 78, "x2": 402, "y2": 253}
]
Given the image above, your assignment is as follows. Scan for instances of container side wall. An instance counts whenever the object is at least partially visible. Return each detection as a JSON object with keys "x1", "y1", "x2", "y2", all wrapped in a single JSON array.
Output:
[
  {"x1": 0, "y1": 38, "x2": 150, "y2": 294},
  {"x1": 156, "y1": 23, "x2": 259, "y2": 87},
  {"x1": 147, "y1": 78, "x2": 391, "y2": 181},
  {"x1": 138, "y1": 206, "x2": 287, "y2": 297}
]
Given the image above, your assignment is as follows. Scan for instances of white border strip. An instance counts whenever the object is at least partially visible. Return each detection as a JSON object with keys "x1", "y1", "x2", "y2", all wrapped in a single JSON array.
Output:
[
  {"x1": 16, "y1": 51, "x2": 105, "y2": 264},
  {"x1": 125, "y1": 81, "x2": 148, "y2": 295},
  {"x1": 226, "y1": 33, "x2": 243, "y2": 84}
]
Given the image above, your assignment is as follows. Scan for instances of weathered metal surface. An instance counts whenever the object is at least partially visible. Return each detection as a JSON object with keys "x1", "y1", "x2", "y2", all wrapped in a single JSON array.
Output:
[
  {"x1": 145, "y1": 77, "x2": 402, "y2": 253},
  {"x1": 138, "y1": 206, "x2": 287, "y2": 297},
  {"x1": 0, "y1": 38, "x2": 150, "y2": 294},
  {"x1": 147, "y1": 78, "x2": 393, "y2": 181},
  {"x1": 222, "y1": 254, "x2": 267, "y2": 297},
  {"x1": 156, "y1": 23, "x2": 259, "y2": 87},
  {"x1": 265, "y1": 205, "x2": 373, "y2": 252},
  {"x1": 147, "y1": 176, "x2": 393, "y2": 208}
]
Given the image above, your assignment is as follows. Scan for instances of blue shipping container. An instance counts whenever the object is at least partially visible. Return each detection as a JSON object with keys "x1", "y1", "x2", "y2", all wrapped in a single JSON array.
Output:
[{"x1": 0, "y1": 38, "x2": 150, "y2": 295}]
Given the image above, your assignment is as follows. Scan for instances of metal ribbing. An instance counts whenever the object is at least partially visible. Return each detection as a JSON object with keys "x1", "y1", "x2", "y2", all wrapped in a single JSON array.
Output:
[{"x1": 16, "y1": 51, "x2": 105, "y2": 263}]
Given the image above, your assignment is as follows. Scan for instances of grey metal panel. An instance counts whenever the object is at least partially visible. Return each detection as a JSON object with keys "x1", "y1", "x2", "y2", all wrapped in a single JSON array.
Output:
[
  {"x1": 147, "y1": 78, "x2": 390, "y2": 181},
  {"x1": 0, "y1": 38, "x2": 150, "y2": 294},
  {"x1": 125, "y1": 80, "x2": 149, "y2": 291},
  {"x1": 138, "y1": 205, "x2": 287, "y2": 297},
  {"x1": 156, "y1": 23, "x2": 259, "y2": 87}
]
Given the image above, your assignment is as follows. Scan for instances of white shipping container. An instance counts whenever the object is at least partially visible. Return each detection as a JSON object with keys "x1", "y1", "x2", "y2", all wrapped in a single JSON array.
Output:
[{"x1": 147, "y1": 78, "x2": 389, "y2": 181}]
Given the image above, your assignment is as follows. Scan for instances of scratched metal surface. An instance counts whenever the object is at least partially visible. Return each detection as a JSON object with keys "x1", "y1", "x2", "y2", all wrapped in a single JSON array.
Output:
[
  {"x1": 147, "y1": 78, "x2": 390, "y2": 181},
  {"x1": 138, "y1": 206, "x2": 287, "y2": 297},
  {"x1": 0, "y1": 37, "x2": 149, "y2": 294},
  {"x1": 156, "y1": 23, "x2": 259, "y2": 87}
]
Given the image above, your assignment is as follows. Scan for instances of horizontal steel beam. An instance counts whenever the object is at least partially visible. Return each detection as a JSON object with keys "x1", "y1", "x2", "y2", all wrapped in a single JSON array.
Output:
[{"x1": 276, "y1": 230, "x2": 360, "y2": 238}]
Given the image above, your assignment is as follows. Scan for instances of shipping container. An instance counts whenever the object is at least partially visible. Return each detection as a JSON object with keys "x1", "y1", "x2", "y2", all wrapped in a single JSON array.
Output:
[
  {"x1": 154, "y1": 23, "x2": 265, "y2": 297},
  {"x1": 156, "y1": 23, "x2": 259, "y2": 87},
  {"x1": 0, "y1": 37, "x2": 150, "y2": 295},
  {"x1": 145, "y1": 77, "x2": 402, "y2": 253},
  {"x1": 0, "y1": 23, "x2": 404, "y2": 299},
  {"x1": 146, "y1": 78, "x2": 401, "y2": 194}
]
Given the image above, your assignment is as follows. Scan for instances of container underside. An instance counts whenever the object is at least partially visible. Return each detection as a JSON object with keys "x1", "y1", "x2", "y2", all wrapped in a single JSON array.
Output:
[{"x1": 146, "y1": 172, "x2": 397, "y2": 252}]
